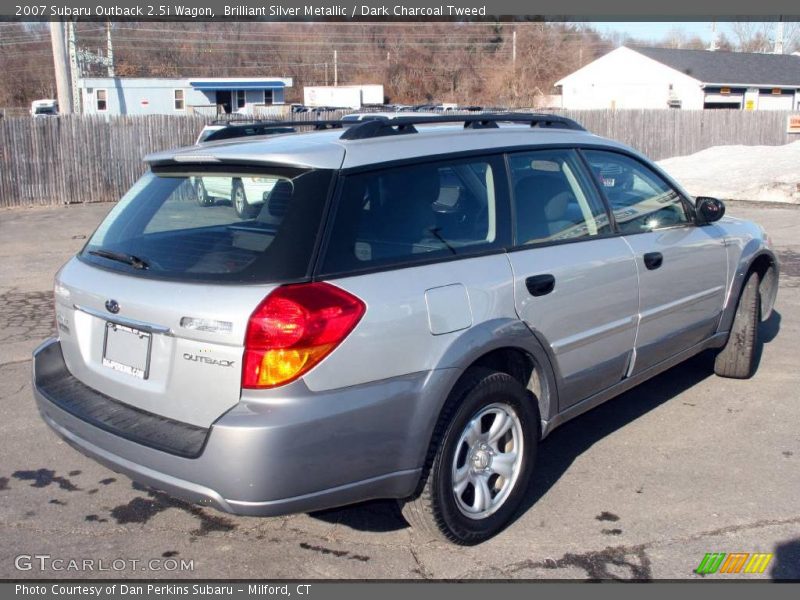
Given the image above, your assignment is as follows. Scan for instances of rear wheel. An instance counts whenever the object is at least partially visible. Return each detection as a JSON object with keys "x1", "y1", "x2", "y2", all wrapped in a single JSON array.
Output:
[
  {"x1": 195, "y1": 179, "x2": 213, "y2": 206},
  {"x1": 232, "y1": 180, "x2": 255, "y2": 219},
  {"x1": 714, "y1": 271, "x2": 761, "y2": 379},
  {"x1": 399, "y1": 368, "x2": 538, "y2": 544}
]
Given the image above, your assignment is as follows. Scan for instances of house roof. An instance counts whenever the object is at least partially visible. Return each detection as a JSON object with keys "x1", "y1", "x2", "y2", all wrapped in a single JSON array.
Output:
[
  {"x1": 631, "y1": 46, "x2": 800, "y2": 87},
  {"x1": 188, "y1": 79, "x2": 288, "y2": 90}
]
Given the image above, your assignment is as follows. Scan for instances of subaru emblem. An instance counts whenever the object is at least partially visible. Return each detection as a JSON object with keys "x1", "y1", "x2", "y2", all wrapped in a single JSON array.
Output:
[{"x1": 105, "y1": 299, "x2": 120, "y2": 314}]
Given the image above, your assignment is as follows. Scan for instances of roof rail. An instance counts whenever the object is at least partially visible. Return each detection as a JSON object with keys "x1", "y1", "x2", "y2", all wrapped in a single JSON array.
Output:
[
  {"x1": 339, "y1": 113, "x2": 586, "y2": 140},
  {"x1": 202, "y1": 119, "x2": 344, "y2": 142},
  {"x1": 199, "y1": 113, "x2": 585, "y2": 143}
]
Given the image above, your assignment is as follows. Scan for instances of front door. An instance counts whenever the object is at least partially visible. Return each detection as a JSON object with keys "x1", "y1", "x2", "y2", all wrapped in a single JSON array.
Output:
[
  {"x1": 506, "y1": 149, "x2": 640, "y2": 409},
  {"x1": 582, "y1": 150, "x2": 728, "y2": 374},
  {"x1": 216, "y1": 90, "x2": 232, "y2": 114}
]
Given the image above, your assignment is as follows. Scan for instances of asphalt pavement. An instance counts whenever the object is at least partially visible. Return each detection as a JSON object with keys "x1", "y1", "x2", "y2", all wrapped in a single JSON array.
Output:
[{"x1": 1, "y1": 201, "x2": 798, "y2": 580}]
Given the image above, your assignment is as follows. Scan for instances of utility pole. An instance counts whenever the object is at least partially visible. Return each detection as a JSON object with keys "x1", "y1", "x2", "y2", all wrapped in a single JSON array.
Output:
[
  {"x1": 106, "y1": 21, "x2": 114, "y2": 76},
  {"x1": 324, "y1": 63, "x2": 328, "y2": 86},
  {"x1": 775, "y1": 20, "x2": 784, "y2": 54},
  {"x1": 512, "y1": 29, "x2": 516, "y2": 68},
  {"x1": 333, "y1": 50, "x2": 338, "y2": 86},
  {"x1": 67, "y1": 20, "x2": 81, "y2": 114},
  {"x1": 49, "y1": 21, "x2": 73, "y2": 113},
  {"x1": 709, "y1": 22, "x2": 719, "y2": 51}
]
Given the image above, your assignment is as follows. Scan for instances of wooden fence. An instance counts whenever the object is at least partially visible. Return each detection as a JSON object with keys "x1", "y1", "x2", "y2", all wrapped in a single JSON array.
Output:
[{"x1": 0, "y1": 109, "x2": 797, "y2": 208}]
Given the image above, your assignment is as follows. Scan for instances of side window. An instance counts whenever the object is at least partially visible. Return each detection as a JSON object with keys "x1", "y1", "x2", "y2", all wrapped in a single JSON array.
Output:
[
  {"x1": 321, "y1": 156, "x2": 509, "y2": 274},
  {"x1": 509, "y1": 149, "x2": 611, "y2": 245},
  {"x1": 173, "y1": 89, "x2": 185, "y2": 111},
  {"x1": 583, "y1": 150, "x2": 691, "y2": 234}
]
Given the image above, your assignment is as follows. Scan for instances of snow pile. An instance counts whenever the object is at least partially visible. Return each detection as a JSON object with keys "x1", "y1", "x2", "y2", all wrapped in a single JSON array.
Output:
[{"x1": 658, "y1": 141, "x2": 800, "y2": 204}]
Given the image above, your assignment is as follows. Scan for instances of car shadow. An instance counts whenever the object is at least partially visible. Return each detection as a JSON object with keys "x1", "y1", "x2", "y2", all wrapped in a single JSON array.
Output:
[
  {"x1": 771, "y1": 538, "x2": 800, "y2": 580},
  {"x1": 518, "y1": 350, "x2": 718, "y2": 515},
  {"x1": 309, "y1": 314, "x2": 782, "y2": 534}
]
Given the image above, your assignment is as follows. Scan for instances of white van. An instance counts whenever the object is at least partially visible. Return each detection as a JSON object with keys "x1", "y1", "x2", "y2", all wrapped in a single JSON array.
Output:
[{"x1": 31, "y1": 99, "x2": 58, "y2": 118}]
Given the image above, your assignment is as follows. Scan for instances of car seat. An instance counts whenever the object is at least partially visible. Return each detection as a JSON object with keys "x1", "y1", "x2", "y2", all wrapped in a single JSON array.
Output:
[{"x1": 514, "y1": 174, "x2": 576, "y2": 243}]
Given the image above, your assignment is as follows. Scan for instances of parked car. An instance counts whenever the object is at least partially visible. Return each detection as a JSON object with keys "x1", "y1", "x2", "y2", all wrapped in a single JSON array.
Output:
[
  {"x1": 33, "y1": 114, "x2": 779, "y2": 544},
  {"x1": 194, "y1": 175, "x2": 282, "y2": 219},
  {"x1": 193, "y1": 123, "x2": 295, "y2": 218},
  {"x1": 30, "y1": 99, "x2": 58, "y2": 118}
]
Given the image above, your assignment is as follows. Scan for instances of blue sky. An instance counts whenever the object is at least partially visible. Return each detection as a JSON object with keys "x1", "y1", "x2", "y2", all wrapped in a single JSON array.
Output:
[
  {"x1": 592, "y1": 21, "x2": 721, "y2": 40},
  {"x1": 591, "y1": 22, "x2": 732, "y2": 43}
]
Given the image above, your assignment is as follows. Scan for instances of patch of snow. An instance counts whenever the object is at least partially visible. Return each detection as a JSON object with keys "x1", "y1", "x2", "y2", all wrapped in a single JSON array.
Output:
[{"x1": 657, "y1": 141, "x2": 800, "y2": 204}]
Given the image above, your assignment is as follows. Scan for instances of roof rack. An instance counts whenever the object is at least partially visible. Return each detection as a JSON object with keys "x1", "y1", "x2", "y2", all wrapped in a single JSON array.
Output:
[
  {"x1": 199, "y1": 113, "x2": 585, "y2": 144},
  {"x1": 339, "y1": 113, "x2": 586, "y2": 141},
  {"x1": 202, "y1": 119, "x2": 344, "y2": 142}
]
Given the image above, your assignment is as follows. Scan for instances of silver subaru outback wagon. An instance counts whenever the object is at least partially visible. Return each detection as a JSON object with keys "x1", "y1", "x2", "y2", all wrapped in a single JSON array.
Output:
[{"x1": 33, "y1": 114, "x2": 779, "y2": 544}]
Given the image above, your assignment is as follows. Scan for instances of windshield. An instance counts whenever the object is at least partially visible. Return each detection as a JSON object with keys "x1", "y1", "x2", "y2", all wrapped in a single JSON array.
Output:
[
  {"x1": 81, "y1": 167, "x2": 333, "y2": 283},
  {"x1": 34, "y1": 106, "x2": 57, "y2": 115}
]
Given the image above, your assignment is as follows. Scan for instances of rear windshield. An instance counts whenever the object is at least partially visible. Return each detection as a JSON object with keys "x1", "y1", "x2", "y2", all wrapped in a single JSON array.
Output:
[{"x1": 80, "y1": 167, "x2": 333, "y2": 283}]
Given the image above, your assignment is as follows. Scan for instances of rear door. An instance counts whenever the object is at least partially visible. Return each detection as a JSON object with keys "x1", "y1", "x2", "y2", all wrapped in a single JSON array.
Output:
[
  {"x1": 505, "y1": 149, "x2": 639, "y2": 409},
  {"x1": 582, "y1": 149, "x2": 728, "y2": 374}
]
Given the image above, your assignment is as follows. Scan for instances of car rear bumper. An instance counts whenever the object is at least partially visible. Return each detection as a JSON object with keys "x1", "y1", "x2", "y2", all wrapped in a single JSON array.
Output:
[{"x1": 32, "y1": 338, "x2": 444, "y2": 517}]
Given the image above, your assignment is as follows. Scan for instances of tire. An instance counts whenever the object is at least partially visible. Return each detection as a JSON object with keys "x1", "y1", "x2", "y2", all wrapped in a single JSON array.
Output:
[
  {"x1": 714, "y1": 270, "x2": 761, "y2": 379},
  {"x1": 232, "y1": 179, "x2": 254, "y2": 219},
  {"x1": 398, "y1": 368, "x2": 538, "y2": 545},
  {"x1": 195, "y1": 179, "x2": 213, "y2": 206}
]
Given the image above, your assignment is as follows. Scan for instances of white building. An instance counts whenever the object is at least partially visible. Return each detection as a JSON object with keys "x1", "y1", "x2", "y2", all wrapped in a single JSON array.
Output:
[
  {"x1": 78, "y1": 77, "x2": 293, "y2": 116},
  {"x1": 556, "y1": 46, "x2": 800, "y2": 111}
]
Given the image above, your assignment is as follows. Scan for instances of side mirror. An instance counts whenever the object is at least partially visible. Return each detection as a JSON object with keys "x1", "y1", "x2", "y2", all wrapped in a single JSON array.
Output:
[{"x1": 696, "y1": 196, "x2": 726, "y2": 224}]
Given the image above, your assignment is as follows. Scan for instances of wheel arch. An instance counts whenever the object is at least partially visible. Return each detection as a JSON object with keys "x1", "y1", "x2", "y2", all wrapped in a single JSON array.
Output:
[
  {"x1": 719, "y1": 247, "x2": 779, "y2": 332},
  {"x1": 408, "y1": 319, "x2": 560, "y2": 475}
]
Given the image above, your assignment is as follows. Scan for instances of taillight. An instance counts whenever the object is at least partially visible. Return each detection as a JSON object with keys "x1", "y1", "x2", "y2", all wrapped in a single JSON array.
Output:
[{"x1": 242, "y1": 282, "x2": 366, "y2": 388}]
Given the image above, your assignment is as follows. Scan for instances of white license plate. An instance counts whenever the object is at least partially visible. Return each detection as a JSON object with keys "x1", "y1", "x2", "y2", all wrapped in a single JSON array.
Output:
[{"x1": 102, "y1": 322, "x2": 152, "y2": 379}]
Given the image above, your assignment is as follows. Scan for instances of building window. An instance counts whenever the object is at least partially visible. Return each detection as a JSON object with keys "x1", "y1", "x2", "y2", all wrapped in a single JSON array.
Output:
[
  {"x1": 96, "y1": 89, "x2": 107, "y2": 112},
  {"x1": 263, "y1": 89, "x2": 273, "y2": 105},
  {"x1": 174, "y1": 89, "x2": 185, "y2": 111},
  {"x1": 236, "y1": 90, "x2": 246, "y2": 109}
]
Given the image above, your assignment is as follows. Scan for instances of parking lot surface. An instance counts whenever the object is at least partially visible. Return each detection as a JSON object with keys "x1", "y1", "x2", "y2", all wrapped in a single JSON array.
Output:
[{"x1": 1, "y1": 201, "x2": 798, "y2": 580}]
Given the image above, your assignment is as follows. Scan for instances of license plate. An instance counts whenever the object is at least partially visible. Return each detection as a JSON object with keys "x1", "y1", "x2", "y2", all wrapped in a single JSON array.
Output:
[{"x1": 102, "y1": 322, "x2": 152, "y2": 380}]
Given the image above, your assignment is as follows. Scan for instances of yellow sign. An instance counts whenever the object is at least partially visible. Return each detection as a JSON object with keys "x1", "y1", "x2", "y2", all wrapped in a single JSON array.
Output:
[
  {"x1": 789, "y1": 115, "x2": 800, "y2": 134},
  {"x1": 745, "y1": 100, "x2": 755, "y2": 111}
]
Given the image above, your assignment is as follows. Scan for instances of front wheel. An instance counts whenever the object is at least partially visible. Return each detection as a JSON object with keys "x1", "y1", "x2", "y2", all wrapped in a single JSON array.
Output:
[
  {"x1": 399, "y1": 369, "x2": 538, "y2": 544},
  {"x1": 714, "y1": 270, "x2": 761, "y2": 378}
]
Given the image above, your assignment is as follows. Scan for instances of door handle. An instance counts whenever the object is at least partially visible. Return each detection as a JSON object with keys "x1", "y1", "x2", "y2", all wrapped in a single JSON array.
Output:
[
  {"x1": 643, "y1": 252, "x2": 663, "y2": 270},
  {"x1": 525, "y1": 274, "x2": 556, "y2": 297}
]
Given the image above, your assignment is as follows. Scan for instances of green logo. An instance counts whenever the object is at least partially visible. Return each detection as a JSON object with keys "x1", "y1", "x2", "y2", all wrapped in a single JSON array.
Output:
[{"x1": 695, "y1": 552, "x2": 773, "y2": 575}]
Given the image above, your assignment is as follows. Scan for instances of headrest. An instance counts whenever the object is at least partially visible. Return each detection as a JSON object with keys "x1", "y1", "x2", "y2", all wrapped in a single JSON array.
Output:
[
  {"x1": 543, "y1": 191, "x2": 571, "y2": 221},
  {"x1": 381, "y1": 166, "x2": 441, "y2": 207},
  {"x1": 258, "y1": 180, "x2": 293, "y2": 222}
]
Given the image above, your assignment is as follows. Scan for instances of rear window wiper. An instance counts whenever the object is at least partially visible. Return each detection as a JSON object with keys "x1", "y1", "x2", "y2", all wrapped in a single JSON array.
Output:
[{"x1": 88, "y1": 249, "x2": 150, "y2": 270}]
